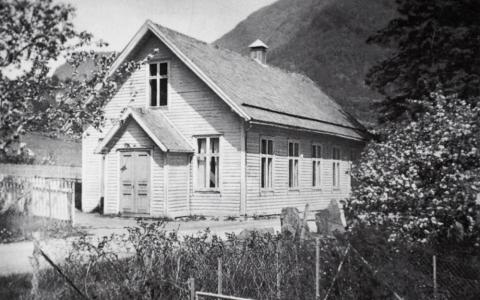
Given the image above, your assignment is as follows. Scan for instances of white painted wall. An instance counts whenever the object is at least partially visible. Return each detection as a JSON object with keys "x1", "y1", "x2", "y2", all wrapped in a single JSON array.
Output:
[
  {"x1": 245, "y1": 124, "x2": 362, "y2": 215},
  {"x1": 83, "y1": 31, "x2": 243, "y2": 216}
]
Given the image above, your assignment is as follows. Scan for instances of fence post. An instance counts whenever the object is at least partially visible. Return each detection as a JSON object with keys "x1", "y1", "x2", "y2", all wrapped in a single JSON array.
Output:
[
  {"x1": 276, "y1": 240, "x2": 281, "y2": 300},
  {"x1": 218, "y1": 257, "x2": 222, "y2": 297},
  {"x1": 69, "y1": 181, "x2": 75, "y2": 225},
  {"x1": 48, "y1": 179, "x2": 52, "y2": 220},
  {"x1": 433, "y1": 255, "x2": 438, "y2": 300},
  {"x1": 30, "y1": 239, "x2": 41, "y2": 299},
  {"x1": 315, "y1": 237, "x2": 320, "y2": 300},
  {"x1": 300, "y1": 203, "x2": 309, "y2": 241},
  {"x1": 188, "y1": 277, "x2": 195, "y2": 300}
]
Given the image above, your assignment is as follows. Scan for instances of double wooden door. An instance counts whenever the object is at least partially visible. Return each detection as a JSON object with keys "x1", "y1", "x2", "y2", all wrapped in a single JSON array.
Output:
[{"x1": 120, "y1": 150, "x2": 150, "y2": 214}]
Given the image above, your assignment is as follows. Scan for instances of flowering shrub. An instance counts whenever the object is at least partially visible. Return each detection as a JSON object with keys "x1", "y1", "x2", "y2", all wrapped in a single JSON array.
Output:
[{"x1": 346, "y1": 93, "x2": 480, "y2": 247}]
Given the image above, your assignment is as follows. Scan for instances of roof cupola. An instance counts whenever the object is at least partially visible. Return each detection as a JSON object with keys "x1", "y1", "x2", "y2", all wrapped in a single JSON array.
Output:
[{"x1": 248, "y1": 39, "x2": 268, "y2": 65}]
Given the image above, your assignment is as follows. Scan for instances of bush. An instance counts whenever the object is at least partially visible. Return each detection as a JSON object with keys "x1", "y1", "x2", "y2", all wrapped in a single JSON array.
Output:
[{"x1": 345, "y1": 94, "x2": 480, "y2": 248}]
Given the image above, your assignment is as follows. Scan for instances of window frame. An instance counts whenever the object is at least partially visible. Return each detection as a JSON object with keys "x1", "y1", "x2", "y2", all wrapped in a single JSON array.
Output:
[
  {"x1": 260, "y1": 137, "x2": 274, "y2": 190},
  {"x1": 288, "y1": 140, "x2": 300, "y2": 189},
  {"x1": 147, "y1": 61, "x2": 169, "y2": 108},
  {"x1": 312, "y1": 143, "x2": 323, "y2": 189},
  {"x1": 332, "y1": 146, "x2": 341, "y2": 189},
  {"x1": 194, "y1": 136, "x2": 221, "y2": 192}
]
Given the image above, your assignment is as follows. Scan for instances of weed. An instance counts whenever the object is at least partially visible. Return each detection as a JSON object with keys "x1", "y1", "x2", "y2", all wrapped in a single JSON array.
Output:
[{"x1": 224, "y1": 216, "x2": 237, "y2": 221}]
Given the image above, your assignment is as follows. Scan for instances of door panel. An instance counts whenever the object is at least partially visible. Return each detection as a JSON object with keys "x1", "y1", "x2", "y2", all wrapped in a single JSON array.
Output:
[
  {"x1": 135, "y1": 152, "x2": 150, "y2": 214},
  {"x1": 119, "y1": 151, "x2": 151, "y2": 214},
  {"x1": 120, "y1": 153, "x2": 134, "y2": 212}
]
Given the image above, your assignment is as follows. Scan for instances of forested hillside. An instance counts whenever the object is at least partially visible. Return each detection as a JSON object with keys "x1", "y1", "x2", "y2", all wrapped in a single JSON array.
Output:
[{"x1": 215, "y1": 0, "x2": 397, "y2": 126}]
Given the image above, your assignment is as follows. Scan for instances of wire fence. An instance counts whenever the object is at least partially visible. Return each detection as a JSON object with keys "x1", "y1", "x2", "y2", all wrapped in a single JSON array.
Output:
[{"x1": 25, "y1": 225, "x2": 480, "y2": 300}]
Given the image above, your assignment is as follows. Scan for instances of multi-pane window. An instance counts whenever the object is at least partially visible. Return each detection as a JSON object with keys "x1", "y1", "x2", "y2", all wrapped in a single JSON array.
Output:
[
  {"x1": 260, "y1": 138, "x2": 274, "y2": 189},
  {"x1": 288, "y1": 141, "x2": 300, "y2": 188},
  {"x1": 332, "y1": 147, "x2": 341, "y2": 188},
  {"x1": 196, "y1": 137, "x2": 220, "y2": 189},
  {"x1": 312, "y1": 144, "x2": 322, "y2": 187},
  {"x1": 148, "y1": 62, "x2": 168, "y2": 107}
]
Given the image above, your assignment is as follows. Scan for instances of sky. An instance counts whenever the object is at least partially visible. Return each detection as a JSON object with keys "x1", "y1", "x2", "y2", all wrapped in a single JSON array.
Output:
[
  {"x1": 7, "y1": 0, "x2": 277, "y2": 78},
  {"x1": 62, "y1": 0, "x2": 276, "y2": 50}
]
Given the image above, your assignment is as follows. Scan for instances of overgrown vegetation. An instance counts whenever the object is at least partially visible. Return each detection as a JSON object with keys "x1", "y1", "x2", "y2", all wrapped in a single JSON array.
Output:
[
  {"x1": 366, "y1": 0, "x2": 480, "y2": 121},
  {"x1": 0, "y1": 220, "x2": 478, "y2": 299},
  {"x1": 0, "y1": 209, "x2": 84, "y2": 244},
  {"x1": 10, "y1": 221, "x2": 477, "y2": 299},
  {"x1": 345, "y1": 94, "x2": 480, "y2": 248}
]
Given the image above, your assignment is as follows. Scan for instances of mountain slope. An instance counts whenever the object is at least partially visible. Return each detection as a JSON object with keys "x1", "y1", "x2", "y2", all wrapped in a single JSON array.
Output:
[
  {"x1": 215, "y1": 0, "x2": 397, "y2": 126},
  {"x1": 52, "y1": 51, "x2": 114, "y2": 82}
]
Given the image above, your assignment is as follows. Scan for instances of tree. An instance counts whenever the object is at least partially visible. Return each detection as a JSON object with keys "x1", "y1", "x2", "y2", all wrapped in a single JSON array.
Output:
[
  {"x1": 366, "y1": 0, "x2": 480, "y2": 122},
  {"x1": 0, "y1": 0, "x2": 137, "y2": 163},
  {"x1": 345, "y1": 93, "x2": 480, "y2": 248}
]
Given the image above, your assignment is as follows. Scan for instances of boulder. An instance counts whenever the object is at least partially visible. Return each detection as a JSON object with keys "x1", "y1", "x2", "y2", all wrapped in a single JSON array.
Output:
[{"x1": 315, "y1": 209, "x2": 330, "y2": 235}]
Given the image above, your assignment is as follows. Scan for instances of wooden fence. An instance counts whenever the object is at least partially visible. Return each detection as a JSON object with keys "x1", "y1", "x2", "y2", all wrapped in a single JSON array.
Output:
[
  {"x1": 29, "y1": 177, "x2": 76, "y2": 222},
  {"x1": 0, "y1": 176, "x2": 76, "y2": 224}
]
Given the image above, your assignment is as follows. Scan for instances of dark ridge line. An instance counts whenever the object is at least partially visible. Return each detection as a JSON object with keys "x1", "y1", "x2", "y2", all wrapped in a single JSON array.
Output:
[{"x1": 242, "y1": 103, "x2": 365, "y2": 132}]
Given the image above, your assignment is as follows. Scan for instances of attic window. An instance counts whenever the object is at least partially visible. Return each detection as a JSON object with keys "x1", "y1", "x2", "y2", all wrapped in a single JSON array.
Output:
[{"x1": 148, "y1": 62, "x2": 168, "y2": 107}]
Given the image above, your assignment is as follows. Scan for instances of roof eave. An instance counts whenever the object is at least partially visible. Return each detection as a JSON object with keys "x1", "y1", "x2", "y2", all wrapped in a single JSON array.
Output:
[
  {"x1": 95, "y1": 108, "x2": 171, "y2": 153},
  {"x1": 249, "y1": 120, "x2": 369, "y2": 142}
]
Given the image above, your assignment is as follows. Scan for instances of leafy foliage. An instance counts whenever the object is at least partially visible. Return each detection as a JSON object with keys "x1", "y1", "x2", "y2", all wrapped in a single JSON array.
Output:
[
  {"x1": 0, "y1": 0, "x2": 139, "y2": 163},
  {"x1": 346, "y1": 93, "x2": 480, "y2": 247},
  {"x1": 366, "y1": 0, "x2": 480, "y2": 121}
]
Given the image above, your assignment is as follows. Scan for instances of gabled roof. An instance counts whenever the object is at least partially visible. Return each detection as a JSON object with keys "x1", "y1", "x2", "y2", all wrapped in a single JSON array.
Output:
[
  {"x1": 97, "y1": 107, "x2": 194, "y2": 153},
  {"x1": 108, "y1": 20, "x2": 368, "y2": 141}
]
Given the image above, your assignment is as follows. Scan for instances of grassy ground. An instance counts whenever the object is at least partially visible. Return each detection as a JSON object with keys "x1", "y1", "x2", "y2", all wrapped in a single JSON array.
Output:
[
  {"x1": 0, "y1": 273, "x2": 31, "y2": 299},
  {"x1": 22, "y1": 132, "x2": 81, "y2": 166},
  {"x1": 0, "y1": 211, "x2": 86, "y2": 244}
]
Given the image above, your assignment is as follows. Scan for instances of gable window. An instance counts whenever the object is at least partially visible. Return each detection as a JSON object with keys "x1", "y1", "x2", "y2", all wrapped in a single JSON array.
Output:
[
  {"x1": 260, "y1": 138, "x2": 274, "y2": 189},
  {"x1": 288, "y1": 141, "x2": 299, "y2": 188},
  {"x1": 148, "y1": 62, "x2": 168, "y2": 107},
  {"x1": 312, "y1": 144, "x2": 322, "y2": 187},
  {"x1": 196, "y1": 137, "x2": 220, "y2": 189},
  {"x1": 332, "y1": 147, "x2": 341, "y2": 188}
]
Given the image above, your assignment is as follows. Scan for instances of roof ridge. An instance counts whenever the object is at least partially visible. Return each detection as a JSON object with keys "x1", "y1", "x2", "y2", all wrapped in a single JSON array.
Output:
[
  {"x1": 154, "y1": 22, "x2": 208, "y2": 45},
  {"x1": 153, "y1": 22, "x2": 334, "y2": 89}
]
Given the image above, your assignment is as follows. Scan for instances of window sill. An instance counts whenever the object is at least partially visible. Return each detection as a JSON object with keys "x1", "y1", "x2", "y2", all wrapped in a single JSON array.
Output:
[
  {"x1": 148, "y1": 106, "x2": 168, "y2": 109},
  {"x1": 260, "y1": 189, "x2": 274, "y2": 195},
  {"x1": 288, "y1": 188, "x2": 300, "y2": 192},
  {"x1": 194, "y1": 189, "x2": 221, "y2": 194}
]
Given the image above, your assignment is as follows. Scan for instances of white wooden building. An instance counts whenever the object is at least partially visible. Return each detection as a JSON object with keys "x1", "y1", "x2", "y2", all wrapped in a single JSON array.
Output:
[{"x1": 82, "y1": 20, "x2": 368, "y2": 218}]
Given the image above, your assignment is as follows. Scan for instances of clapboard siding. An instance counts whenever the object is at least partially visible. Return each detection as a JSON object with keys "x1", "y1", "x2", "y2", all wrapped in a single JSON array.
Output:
[
  {"x1": 245, "y1": 124, "x2": 362, "y2": 215},
  {"x1": 167, "y1": 153, "x2": 189, "y2": 216},
  {"x1": 101, "y1": 34, "x2": 242, "y2": 216},
  {"x1": 83, "y1": 33, "x2": 242, "y2": 217},
  {"x1": 103, "y1": 120, "x2": 165, "y2": 215},
  {"x1": 81, "y1": 126, "x2": 103, "y2": 212}
]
